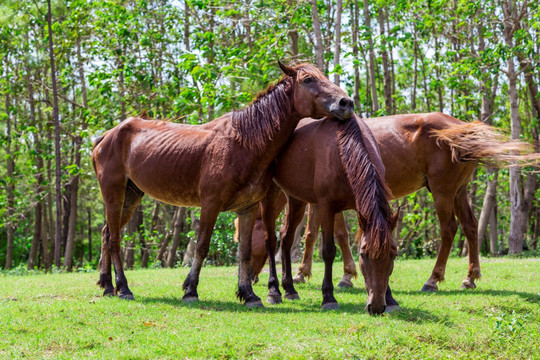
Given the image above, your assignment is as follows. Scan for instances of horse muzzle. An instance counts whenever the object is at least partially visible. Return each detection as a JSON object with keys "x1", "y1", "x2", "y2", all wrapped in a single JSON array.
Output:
[
  {"x1": 329, "y1": 97, "x2": 354, "y2": 121},
  {"x1": 366, "y1": 302, "x2": 386, "y2": 316}
]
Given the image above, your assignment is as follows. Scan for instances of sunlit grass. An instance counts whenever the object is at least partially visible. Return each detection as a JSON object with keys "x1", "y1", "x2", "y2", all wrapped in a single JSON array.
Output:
[{"x1": 1, "y1": 258, "x2": 539, "y2": 359}]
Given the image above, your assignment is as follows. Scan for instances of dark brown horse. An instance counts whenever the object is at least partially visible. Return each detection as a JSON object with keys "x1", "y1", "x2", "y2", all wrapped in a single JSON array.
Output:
[
  {"x1": 251, "y1": 112, "x2": 536, "y2": 294},
  {"x1": 260, "y1": 115, "x2": 398, "y2": 314},
  {"x1": 92, "y1": 62, "x2": 354, "y2": 307}
]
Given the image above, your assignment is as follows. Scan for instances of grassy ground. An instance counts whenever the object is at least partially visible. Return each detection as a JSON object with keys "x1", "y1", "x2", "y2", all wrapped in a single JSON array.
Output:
[{"x1": 1, "y1": 257, "x2": 539, "y2": 359}]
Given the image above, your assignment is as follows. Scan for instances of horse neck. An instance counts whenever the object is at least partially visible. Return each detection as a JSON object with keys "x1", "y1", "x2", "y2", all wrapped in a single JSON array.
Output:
[
  {"x1": 338, "y1": 119, "x2": 393, "y2": 257},
  {"x1": 232, "y1": 77, "x2": 301, "y2": 159}
]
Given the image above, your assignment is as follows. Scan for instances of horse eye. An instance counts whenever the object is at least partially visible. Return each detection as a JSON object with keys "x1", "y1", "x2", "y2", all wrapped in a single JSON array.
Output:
[{"x1": 303, "y1": 77, "x2": 313, "y2": 84}]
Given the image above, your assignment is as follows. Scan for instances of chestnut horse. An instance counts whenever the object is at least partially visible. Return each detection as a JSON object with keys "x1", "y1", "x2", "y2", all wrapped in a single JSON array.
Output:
[
  {"x1": 260, "y1": 115, "x2": 398, "y2": 314},
  {"x1": 92, "y1": 62, "x2": 354, "y2": 307},
  {"x1": 251, "y1": 112, "x2": 535, "y2": 293}
]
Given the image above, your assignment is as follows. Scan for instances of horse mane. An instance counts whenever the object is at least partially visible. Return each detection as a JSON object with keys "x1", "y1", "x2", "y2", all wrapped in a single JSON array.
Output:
[
  {"x1": 337, "y1": 119, "x2": 394, "y2": 258},
  {"x1": 431, "y1": 120, "x2": 539, "y2": 166},
  {"x1": 231, "y1": 76, "x2": 293, "y2": 153}
]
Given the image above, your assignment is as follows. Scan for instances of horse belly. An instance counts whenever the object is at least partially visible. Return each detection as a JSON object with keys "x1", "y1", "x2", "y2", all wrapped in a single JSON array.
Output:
[
  {"x1": 129, "y1": 168, "x2": 202, "y2": 207},
  {"x1": 126, "y1": 141, "x2": 205, "y2": 207}
]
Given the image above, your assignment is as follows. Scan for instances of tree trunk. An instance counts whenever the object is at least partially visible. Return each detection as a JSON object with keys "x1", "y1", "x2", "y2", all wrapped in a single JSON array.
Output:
[
  {"x1": 394, "y1": 198, "x2": 407, "y2": 249},
  {"x1": 47, "y1": 0, "x2": 63, "y2": 268},
  {"x1": 489, "y1": 205, "x2": 498, "y2": 255},
  {"x1": 351, "y1": 0, "x2": 361, "y2": 113},
  {"x1": 517, "y1": 49, "x2": 539, "y2": 243},
  {"x1": 167, "y1": 207, "x2": 186, "y2": 268},
  {"x1": 378, "y1": 6, "x2": 392, "y2": 113},
  {"x1": 183, "y1": 209, "x2": 200, "y2": 266},
  {"x1": 184, "y1": 0, "x2": 190, "y2": 51},
  {"x1": 87, "y1": 208, "x2": 92, "y2": 264},
  {"x1": 502, "y1": 1, "x2": 524, "y2": 254},
  {"x1": 412, "y1": 23, "x2": 420, "y2": 111},
  {"x1": 418, "y1": 44, "x2": 431, "y2": 111},
  {"x1": 125, "y1": 204, "x2": 142, "y2": 269},
  {"x1": 364, "y1": 0, "x2": 378, "y2": 114},
  {"x1": 288, "y1": 0, "x2": 299, "y2": 58},
  {"x1": 3, "y1": 57, "x2": 16, "y2": 271},
  {"x1": 531, "y1": 206, "x2": 539, "y2": 250},
  {"x1": 63, "y1": 167, "x2": 80, "y2": 270},
  {"x1": 332, "y1": 0, "x2": 343, "y2": 85},
  {"x1": 309, "y1": 0, "x2": 325, "y2": 71},
  {"x1": 477, "y1": 168, "x2": 498, "y2": 250}
]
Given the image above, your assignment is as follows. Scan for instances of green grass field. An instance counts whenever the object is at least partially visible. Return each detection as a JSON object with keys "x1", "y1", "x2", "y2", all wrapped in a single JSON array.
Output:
[{"x1": 1, "y1": 257, "x2": 539, "y2": 359}]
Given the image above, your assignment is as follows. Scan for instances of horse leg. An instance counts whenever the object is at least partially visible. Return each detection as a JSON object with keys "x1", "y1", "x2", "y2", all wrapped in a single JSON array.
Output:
[
  {"x1": 293, "y1": 204, "x2": 320, "y2": 284},
  {"x1": 261, "y1": 184, "x2": 283, "y2": 304},
  {"x1": 334, "y1": 212, "x2": 357, "y2": 288},
  {"x1": 112, "y1": 180, "x2": 144, "y2": 299},
  {"x1": 385, "y1": 285, "x2": 400, "y2": 313},
  {"x1": 97, "y1": 225, "x2": 114, "y2": 296},
  {"x1": 421, "y1": 192, "x2": 458, "y2": 292},
  {"x1": 182, "y1": 204, "x2": 221, "y2": 303},
  {"x1": 319, "y1": 207, "x2": 338, "y2": 309},
  {"x1": 98, "y1": 178, "x2": 143, "y2": 299},
  {"x1": 454, "y1": 186, "x2": 481, "y2": 289},
  {"x1": 236, "y1": 204, "x2": 264, "y2": 307},
  {"x1": 280, "y1": 197, "x2": 307, "y2": 300}
]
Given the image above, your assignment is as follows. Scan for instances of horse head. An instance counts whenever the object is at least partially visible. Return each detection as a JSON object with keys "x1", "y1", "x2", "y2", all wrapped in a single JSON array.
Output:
[
  {"x1": 358, "y1": 210, "x2": 399, "y2": 315},
  {"x1": 278, "y1": 62, "x2": 354, "y2": 121}
]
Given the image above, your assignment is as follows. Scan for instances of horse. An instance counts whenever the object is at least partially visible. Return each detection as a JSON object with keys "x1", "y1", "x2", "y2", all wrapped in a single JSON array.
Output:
[
  {"x1": 259, "y1": 115, "x2": 398, "y2": 315},
  {"x1": 91, "y1": 62, "x2": 354, "y2": 307},
  {"x1": 250, "y1": 112, "x2": 536, "y2": 294}
]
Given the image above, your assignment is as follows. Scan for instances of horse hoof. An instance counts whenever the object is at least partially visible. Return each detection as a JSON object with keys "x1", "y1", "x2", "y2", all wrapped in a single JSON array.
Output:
[
  {"x1": 285, "y1": 293, "x2": 300, "y2": 301},
  {"x1": 337, "y1": 279, "x2": 353, "y2": 288},
  {"x1": 182, "y1": 295, "x2": 199, "y2": 303},
  {"x1": 293, "y1": 274, "x2": 306, "y2": 284},
  {"x1": 245, "y1": 300, "x2": 265, "y2": 308},
  {"x1": 267, "y1": 294, "x2": 283, "y2": 305},
  {"x1": 385, "y1": 304, "x2": 400, "y2": 313},
  {"x1": 420, "y1": 284, "x2": 438, "y2": 292},
  {"x1": 119, "y1": 293, "x2": 135, "y2": 300},
  {"x1": 460, "y1": 280, "x2": 477, "y2": 290},
  {"x1": 322, "y1": 302, "x2": 339, "y2": 310}
]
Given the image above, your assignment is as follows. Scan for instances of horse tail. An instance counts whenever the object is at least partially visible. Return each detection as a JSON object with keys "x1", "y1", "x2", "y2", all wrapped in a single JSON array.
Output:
[
  {"x1": 337, "y1": 118, "x2": 393, "y2": 258},
  {"x1": 431, "y1": 120, "x2": 539, "y2": 166}
]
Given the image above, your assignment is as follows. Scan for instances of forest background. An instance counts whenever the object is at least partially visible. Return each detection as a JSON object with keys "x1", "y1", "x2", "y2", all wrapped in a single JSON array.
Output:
[{"x1": 0, "y1": 0, "x2": 539, "y2": 272}]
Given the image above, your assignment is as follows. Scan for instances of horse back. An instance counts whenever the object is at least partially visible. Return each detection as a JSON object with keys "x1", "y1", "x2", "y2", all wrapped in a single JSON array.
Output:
[
  {"x1": 275, "y1": 118, "x2": 353, "y2": 208},
  {"x1": 364, "y1": 112, "x2": 475, "y2": 198}
]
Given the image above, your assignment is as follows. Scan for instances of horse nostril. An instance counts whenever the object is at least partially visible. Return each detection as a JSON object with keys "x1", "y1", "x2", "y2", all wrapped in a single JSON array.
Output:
[{"x1": 339, "y1": 98, "x2": 353, "y2": 109}]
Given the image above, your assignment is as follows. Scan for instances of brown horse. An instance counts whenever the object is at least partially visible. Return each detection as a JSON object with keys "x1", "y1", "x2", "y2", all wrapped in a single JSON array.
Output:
[
  {"x1": 92, "y1": 62, "x2": 354, "y2": 307},
  {"x1": 260, "y1": 115, "x2": 398, "y2": 314},
  {"x1": 251, "y1": 112, "x2": 535, "y2": 294}
]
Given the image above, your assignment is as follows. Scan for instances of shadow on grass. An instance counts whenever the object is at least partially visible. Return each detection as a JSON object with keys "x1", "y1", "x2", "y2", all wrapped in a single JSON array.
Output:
[
  {"x1": 138, "y1": 296, "x2": 331, "y2": 314},
  {"x1": 388, "y1": 306, "x2": 453, "y2": 325},
  {"x1": 136, "y1": 294, "x2": 445, "y2": 324},
  {"x1": 393, "y1": 289, "x2": 540, "y2": 304},
  {"x1": 290, "y1": 280, "x2": 367, "y2": 295}
]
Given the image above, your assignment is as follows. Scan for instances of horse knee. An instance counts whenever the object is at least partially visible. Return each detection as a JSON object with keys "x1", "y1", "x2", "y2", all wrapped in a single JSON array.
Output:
[
  {"x1": 322, "y1": 242, "x2": 336, "y2": 261},
  {"x1": 304, "y1": 230, "x2": 317, "y2": 246}
]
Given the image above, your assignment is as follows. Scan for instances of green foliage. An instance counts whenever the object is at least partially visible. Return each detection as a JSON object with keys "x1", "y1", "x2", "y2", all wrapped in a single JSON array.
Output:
[{"x1": 0, "y1": 0, "x2": 539, "y2": 270}]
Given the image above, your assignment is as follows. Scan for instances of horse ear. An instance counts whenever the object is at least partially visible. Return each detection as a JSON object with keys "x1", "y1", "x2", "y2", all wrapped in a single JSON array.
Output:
[{"x1": 278, "y1": 61, "x2": 297, "y2": 77}]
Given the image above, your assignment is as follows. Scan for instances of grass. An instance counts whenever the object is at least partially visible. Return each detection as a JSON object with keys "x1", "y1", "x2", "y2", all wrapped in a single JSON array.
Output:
[{"x1": 1, "y1": 257, "x2": 539, "y2": 359}]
